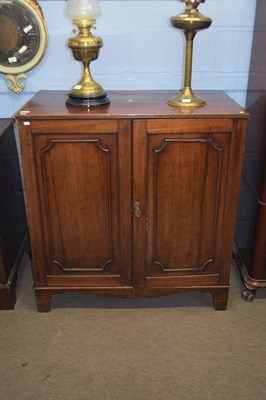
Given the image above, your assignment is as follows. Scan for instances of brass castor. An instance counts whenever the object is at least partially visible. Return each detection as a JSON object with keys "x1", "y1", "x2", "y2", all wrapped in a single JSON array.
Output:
[{"x1": 241, "y1": 290, "x2": 255, "y2": 302}]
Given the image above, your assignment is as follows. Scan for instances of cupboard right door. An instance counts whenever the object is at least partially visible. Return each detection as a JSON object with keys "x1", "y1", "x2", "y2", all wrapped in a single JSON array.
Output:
[{"x1": 133, "y1": 119, "x2": 233, "y2": 288}]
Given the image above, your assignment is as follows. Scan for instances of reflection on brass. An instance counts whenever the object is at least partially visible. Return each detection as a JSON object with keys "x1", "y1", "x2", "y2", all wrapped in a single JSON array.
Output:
[
  {"x1": 5, "y1": 73, "x2": 27, "y2": 94},
  {"x1": 0, "y1": 15, "x2": 19, "y2": 51},
  {"x1": 167, "y1": 0, "x2": 212, "y2": 108},
  {"x1": 66, "y1": 19, "x2": 109, "y2": 108}
]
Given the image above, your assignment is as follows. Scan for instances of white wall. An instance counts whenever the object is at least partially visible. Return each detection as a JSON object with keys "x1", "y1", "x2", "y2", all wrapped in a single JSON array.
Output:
[{"x1": 0, "y1": 0, "x2": 257, "y2": 117}]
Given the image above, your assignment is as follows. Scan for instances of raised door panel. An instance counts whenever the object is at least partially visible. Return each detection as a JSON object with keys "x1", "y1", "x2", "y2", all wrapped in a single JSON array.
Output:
[
  {"x1": 31, "y1": 120, "x2": 132, "y2": 287},
  {"x1": 133, "y1": 119, "x2": 231, "y2": 287}
]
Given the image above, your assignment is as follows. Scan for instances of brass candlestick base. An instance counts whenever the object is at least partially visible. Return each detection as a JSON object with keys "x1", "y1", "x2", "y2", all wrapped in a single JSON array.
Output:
[
  {"x1": 168, "y1": 86, "x2": 206, "y2": 108},
  {"x1": 168, "y1": 0, "x2": 212, "y2": 108},
  {"x1": 66, "y1": 19, "x2": 109, "y2": 108}
]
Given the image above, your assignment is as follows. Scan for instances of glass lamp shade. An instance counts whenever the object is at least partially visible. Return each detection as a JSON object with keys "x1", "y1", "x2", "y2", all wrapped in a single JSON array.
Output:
[{"x1": 64, "y1": 0, "x2": 101, "y2": 21}]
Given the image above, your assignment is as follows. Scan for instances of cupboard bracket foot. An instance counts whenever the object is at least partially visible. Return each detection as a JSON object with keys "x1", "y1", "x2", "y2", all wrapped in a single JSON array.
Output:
[{"x1": 35, "y1": 291, "x2": 52, "y2": 312}]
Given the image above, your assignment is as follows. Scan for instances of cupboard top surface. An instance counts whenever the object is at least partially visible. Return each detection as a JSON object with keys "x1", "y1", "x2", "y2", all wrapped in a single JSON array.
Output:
[{"x1": 16, "y1": 90, "x2": 248, "y2": 120}]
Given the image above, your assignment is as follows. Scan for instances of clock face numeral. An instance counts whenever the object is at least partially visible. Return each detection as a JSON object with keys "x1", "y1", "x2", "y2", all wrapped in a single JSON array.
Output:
[
  {"x1": 23, "y1": 25, "x2": 33, "y2": 34},
  {"x1": 0, "y1": 1, "x2": 41, "y2": 68}
]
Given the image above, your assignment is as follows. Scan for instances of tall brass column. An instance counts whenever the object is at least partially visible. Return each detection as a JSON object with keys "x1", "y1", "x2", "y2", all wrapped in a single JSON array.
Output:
[{"x1": 168, "y1": 0, "x2": 212, "y2": 108}]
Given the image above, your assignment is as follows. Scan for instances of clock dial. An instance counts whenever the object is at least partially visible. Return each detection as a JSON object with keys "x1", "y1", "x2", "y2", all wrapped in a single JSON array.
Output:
[
  {"x1": 0, "y1": 0, "x2": 47, "y2": 75},
  {"x1": 0, "y1": 2, "x2": 40, "y2": 68}
]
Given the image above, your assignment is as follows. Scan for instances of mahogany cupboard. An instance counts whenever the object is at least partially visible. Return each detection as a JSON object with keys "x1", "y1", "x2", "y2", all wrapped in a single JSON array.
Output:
[
  {"x1": 234, "y1": 158, "x2": 266, "y2": 301},
  {"x1": 234, "y1": 0, "x2": 266, "y2": 301},
  {"x1": 0, "y1": 119, "x2": 28, "y2": 309},
  {"x1": 16, "y1": 91, "x2": 248, "y2": 311}
]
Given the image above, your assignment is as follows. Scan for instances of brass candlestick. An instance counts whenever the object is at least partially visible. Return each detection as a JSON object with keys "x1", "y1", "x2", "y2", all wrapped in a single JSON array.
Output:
[{"x1": 168, "y1": 0, "x2": 212, "y2": 108}]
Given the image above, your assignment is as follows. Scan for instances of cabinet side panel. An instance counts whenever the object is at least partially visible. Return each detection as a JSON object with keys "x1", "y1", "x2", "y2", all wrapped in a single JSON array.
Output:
[
  {"x1": 222, "y1": 119, "x2": 248, "y2": 284},
  {"x1": 18, "y1": 122, "x2": 47, "y2": 285}
]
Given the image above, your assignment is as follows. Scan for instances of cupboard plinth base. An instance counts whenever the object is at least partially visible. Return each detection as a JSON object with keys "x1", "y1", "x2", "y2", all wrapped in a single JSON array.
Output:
[{"x1": 34, "y1": 286, "x2": 229, "y2": 312}]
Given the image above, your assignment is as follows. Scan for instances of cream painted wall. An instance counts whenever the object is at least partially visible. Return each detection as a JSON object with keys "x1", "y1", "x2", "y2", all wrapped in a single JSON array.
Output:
[{"x1": 0, "y1": 0, "x2": 257, "y2": 117}]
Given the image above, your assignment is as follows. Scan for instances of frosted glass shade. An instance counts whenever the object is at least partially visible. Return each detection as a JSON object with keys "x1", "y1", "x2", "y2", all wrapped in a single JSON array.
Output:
[{"x1": 64, "y1": 0, "x2": 101, "y2": 21}]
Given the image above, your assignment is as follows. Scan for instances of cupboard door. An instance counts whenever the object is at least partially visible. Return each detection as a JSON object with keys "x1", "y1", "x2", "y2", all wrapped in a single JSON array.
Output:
[
  {"x1": 133, "y1": 119, "x2": 231, "y2": 288},
  {"x1": 30, "y1": 119, "x2": 132, "y2": 287}
]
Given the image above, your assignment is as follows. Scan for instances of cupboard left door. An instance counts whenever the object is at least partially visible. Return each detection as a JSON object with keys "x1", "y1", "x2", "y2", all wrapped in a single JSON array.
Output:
[{"x1": 19, "y1": 119, "x2": 133, "y2": 290}]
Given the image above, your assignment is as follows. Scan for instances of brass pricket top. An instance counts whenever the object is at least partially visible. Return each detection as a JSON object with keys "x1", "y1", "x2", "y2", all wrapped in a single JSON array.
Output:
[{"x1": 181, "y1": 0, "x2": 205, "y2": 7}]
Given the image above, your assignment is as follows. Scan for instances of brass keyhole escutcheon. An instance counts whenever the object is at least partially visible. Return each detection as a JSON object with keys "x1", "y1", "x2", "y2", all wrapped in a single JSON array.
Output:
[{"x1": 134, "y1": 202, "x2": 141, "y2": 218}]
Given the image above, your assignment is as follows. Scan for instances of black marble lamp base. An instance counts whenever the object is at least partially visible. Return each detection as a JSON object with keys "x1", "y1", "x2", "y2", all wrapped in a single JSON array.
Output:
[{"x1": 66, "y1": 91, "x2": 110, "y2": 108}]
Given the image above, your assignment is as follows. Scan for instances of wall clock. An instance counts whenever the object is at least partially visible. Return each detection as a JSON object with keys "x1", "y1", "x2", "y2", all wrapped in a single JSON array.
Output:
[{"x1": 0, "y1": 0, "x2": 48, "y2": 94}]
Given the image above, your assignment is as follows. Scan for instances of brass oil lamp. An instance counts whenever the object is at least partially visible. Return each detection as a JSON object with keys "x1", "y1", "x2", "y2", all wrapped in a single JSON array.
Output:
[
  {"x1": 64, "y1": 0, "x2": 109, "y2": 108},
  {"x1": 168, "y1": 0, "x2": 212, "y2": 108}
]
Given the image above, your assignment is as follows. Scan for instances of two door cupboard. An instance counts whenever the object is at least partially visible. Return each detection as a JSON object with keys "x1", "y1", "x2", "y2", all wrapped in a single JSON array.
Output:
[{"x1": 16, "y1": 91, "x2": 248, "y2": 311}]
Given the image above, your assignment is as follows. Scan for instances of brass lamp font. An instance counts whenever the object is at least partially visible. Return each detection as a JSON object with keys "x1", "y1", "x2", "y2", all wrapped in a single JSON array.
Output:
[{"x1": 168, "y1": 0, "x2": 212, "y2": 108}]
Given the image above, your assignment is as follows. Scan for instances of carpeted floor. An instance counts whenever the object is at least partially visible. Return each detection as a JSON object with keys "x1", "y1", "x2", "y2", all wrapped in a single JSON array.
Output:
[{"x1": 0, "y1": 253, "x2": 266, "y2": 400}]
